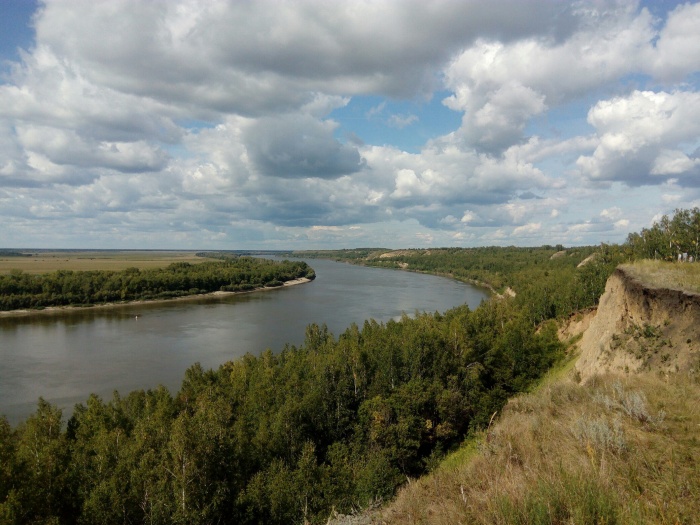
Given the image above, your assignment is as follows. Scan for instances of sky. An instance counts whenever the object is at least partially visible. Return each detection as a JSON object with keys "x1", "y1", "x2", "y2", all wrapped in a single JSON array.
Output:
[{"x1": 0, "y1": 0, "x2": 699, "y2": 250}]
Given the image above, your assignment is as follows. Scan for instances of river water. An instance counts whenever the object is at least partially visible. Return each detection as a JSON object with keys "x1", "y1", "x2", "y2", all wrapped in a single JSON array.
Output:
[{"x1": 0, "y1": 258, "x2": 488, "y2": 424}]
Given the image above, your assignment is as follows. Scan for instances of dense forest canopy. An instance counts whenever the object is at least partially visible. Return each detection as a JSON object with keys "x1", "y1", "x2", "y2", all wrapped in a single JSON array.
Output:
[
  {"x1": 0, "y1": 209, "x2": 697, "y2": 524},
  {"x1": 0, "y1": 257, "x2": 315, "y2": 311}
]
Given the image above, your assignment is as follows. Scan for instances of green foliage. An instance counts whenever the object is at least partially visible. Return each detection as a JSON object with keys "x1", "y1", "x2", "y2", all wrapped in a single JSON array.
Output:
[
  {"x1": 495, "y1": 473, "x2": 620, "y2": 525},
  {"x1": 10, "y1": 399, "x2": 75, "y2": 524},
  {"x1": 0, "y1": 300, "x2": 563, "y2": 524},
  {"x1": 0, "y1": 258, "x2": 314, "y2": 310},
  {"x1": 627, "y1": 207, "x2": 700, "y2": 261}
]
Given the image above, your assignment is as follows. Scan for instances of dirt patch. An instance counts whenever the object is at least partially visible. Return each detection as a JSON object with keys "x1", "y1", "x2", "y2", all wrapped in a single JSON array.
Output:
[
  {"x1": 558, "y1": 307, "x2": 596, "y2": 342},
  {"x1": 378, "y1": 250, "x2": 421, "y2": 258},
  {"x1": 576, "y1": 253, "x2": 598, "y2": 268}
]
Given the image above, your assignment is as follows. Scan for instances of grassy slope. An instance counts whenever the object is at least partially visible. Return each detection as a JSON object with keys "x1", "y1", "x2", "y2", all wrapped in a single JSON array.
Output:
[
  {"x1": 376, "y1": 364, "x2": 700, "y2": 524},
  {"x1": 372, "y1": 262, "x2": 700, "y2": 525}
]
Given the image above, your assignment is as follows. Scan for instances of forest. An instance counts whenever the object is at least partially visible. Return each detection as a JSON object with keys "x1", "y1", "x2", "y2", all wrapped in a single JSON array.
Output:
[
  {"x1": 0, "y1": 257, "x2": 315, "y2": 311},
  {"x1": 0, "y1": 208, "x2": 697, "y2": 524}
]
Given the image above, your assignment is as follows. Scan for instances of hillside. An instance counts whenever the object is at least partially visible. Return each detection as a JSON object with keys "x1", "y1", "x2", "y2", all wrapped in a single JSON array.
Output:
[{"x1": 358, "y1": 262, "x2": 700, "y2": 524}]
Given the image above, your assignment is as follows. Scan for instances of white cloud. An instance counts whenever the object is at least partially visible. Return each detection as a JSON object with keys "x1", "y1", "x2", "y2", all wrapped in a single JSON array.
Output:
[
  {"x1": 1, "y1": 0, "x2": 699, "y2": 249},
  {"x1": 662, "y1": 193, "x2": 683, "y2": 205},
  {"x1": 512, "y1": 222, "x2": 541, "y2": 236},
  {"x1": 442, "y1": 3, "x2": 657, "y2": 153},
  {"x1": 577, "y1": 90, "x2": 700, "y2": 185},
  {"x1": 651, "y1": 150, "x2": 700, "y2": 176},
  {"x1": 461, "y1": 210, "x2": 477, "y2": 223},
  {"x1": 600, "y1": 207, "x2": 622, "y2": 220},
  {"x1": 651, "y1": 2, "x2": 700, "y2": 81},
  {"x1": 388, "y1": 114, "x2": 419, "y2": 129}
]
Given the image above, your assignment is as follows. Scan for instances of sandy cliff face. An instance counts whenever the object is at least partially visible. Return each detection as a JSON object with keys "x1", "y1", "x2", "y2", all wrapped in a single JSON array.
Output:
[{"x1": 575, "y1": 266, "x2": 700, "y2": 381}]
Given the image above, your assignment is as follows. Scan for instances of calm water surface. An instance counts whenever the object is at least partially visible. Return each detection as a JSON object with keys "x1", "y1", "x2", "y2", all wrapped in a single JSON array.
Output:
[{"x1": 0, "y1": 258, "x2": 488, "y2": 424}]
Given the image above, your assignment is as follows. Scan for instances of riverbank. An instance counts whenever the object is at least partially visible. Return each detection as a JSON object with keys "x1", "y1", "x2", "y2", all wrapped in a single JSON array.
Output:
[{"x1": 0, "y1": 277, "x2": 312, "y2": 318}]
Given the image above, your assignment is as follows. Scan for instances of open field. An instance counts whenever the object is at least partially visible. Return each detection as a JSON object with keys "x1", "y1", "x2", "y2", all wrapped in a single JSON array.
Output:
[
  {"x1": 622, "y1": 260, "x2": 700, "y2": 293},
  {"x1": 0, "y1": 250, "x2": 217, "y2": 274}
]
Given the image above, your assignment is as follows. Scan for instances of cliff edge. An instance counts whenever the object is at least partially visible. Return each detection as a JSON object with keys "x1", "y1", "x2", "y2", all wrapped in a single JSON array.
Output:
[{"x1": 575, "y1": 264, "x2": 700, "y2": 381}]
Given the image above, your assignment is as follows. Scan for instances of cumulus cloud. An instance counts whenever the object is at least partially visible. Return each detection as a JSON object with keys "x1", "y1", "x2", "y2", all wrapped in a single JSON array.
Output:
[
  {"x1": 1, "y1": 0, "x2": 700, "y2": 248},
  {"x1": 16, "y1": 126, "x2": 168, "y2": 173},
  {"x1": 513, "y1": 222, "x2": 541, "y2": 236},
  {"x1": 442, "y1": 2, "x2": 657, "y2": 152},
  {"x1": 576, "y1": 90, "x2": 700, "y2": 186},
  {"x1": 651, "y1": 2, "x2": 700, "y2": 81},
  {"x1": 32, "y1": 0, "x2": 575, "y2": 113},
  {"x1": 243, "y1": 115, "x2": 364, "y2": 179},
  {"x1": 651, "y1": 150, "x2": 700, "y2": 177}
]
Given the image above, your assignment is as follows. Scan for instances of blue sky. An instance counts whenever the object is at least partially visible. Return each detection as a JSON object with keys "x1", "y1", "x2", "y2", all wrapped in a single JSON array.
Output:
[
  {"x1": 0, "y1": 0, "x2": 699, "y2": 249},
  {"x1": 0, "y1": 0, "x2": 36, "y2": 66}
]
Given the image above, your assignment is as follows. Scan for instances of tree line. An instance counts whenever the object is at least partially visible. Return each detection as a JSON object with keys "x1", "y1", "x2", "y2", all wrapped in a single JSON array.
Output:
[
  {"x1": 626, "y1": 207, "x2": 700, "y2": 261},
  {"x1": 0, "y1": 258, "x2": 315, "y2": 311}
]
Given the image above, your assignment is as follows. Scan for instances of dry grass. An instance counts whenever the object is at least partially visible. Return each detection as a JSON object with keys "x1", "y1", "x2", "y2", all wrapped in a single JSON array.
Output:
[
  {"x1": 375, "y1": 371, "x2": 700, "y2": 525},
  {"x1": 622, "y1": 260, "x2": 700, "y2": 294},
  {"x1": 0, "y1": 250, "x2": 215, "y2": 274}
]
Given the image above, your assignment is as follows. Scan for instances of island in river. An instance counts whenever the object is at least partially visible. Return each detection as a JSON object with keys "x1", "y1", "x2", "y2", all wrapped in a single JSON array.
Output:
[{"x1": 0, "y1": 253, "x2": 315, "y2": 315}]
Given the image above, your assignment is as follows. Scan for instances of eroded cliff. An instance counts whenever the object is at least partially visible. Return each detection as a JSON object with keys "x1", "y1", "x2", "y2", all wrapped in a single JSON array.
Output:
[{"x1": 575, "y1": 265, "x2": 700, "y2": 381}]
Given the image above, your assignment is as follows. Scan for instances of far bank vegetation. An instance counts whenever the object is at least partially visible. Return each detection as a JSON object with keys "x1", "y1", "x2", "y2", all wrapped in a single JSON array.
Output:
[{"x1": 0, "y1": 257, "x2": 315, "y2": 311}]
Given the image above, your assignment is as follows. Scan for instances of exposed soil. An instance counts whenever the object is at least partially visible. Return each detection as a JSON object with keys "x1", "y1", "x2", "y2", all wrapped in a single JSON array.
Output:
[{"x1": 574, "y1": 266, "x2": 700, "y2": 381}]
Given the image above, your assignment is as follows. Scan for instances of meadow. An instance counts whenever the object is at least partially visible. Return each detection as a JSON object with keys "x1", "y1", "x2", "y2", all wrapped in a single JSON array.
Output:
[
  {"x1": 0, "y1": 250, "x2": 214, "y2": 274},
  {"x1": 621, "y1": 260, "x2": 700, "y2": 294}
]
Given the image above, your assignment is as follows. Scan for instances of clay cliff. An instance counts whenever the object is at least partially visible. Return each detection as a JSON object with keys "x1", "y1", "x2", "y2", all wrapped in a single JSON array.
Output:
[{"x1": 575, "y1": 265, "x2": 700, "y2": 381}]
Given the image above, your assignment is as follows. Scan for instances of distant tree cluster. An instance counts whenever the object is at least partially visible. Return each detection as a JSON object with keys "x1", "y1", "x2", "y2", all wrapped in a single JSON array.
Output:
[
  {"x1": 0, "y1": 258, "x2": 315, "y2": 311},
  {"x1": 626, "y1": 208, "x2": 700, "y2": 261},
  {"x1": 0, "y1": 300, "x2": 562, "y2": 524}
]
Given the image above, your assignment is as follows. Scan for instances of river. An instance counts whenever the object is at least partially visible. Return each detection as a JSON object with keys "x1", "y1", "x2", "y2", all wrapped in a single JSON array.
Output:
[{"x1": 0, "y1": 258, "x2": 488, "y2": 424}]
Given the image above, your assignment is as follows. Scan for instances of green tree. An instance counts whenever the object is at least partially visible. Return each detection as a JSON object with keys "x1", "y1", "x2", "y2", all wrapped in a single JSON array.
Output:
[{"x1": 15, "y1": 399, "x2": 74, "y2": 523}]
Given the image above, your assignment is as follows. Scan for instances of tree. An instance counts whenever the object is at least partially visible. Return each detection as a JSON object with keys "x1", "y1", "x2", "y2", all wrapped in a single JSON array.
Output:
[{"x1": 14, "y1": 399, "x2": 74, "y2": 523}]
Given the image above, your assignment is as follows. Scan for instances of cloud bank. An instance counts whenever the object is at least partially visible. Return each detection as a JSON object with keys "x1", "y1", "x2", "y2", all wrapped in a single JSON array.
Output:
[{"x1": 1, "y1": 0, "x2": 699, "y2": 248}]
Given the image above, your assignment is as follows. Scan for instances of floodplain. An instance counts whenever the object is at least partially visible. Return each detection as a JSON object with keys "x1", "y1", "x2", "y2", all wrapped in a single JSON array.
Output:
[{"x1": 0, "y1": 250, "x2": 215, "y2": 274}]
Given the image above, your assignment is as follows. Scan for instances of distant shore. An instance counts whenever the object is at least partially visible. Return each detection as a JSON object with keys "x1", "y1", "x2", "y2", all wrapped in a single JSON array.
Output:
[{"x1": 0, "y1": 277, "x2": 312, "y2": 318}]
